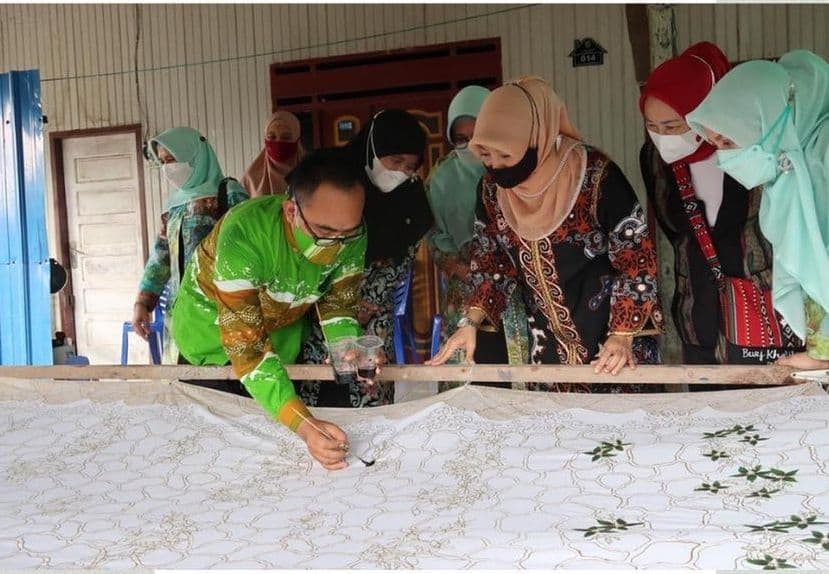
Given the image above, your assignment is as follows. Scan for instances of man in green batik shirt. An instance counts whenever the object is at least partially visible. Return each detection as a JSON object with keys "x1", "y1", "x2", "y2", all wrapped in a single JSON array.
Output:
[{"x1": 172, "y1": 150, "x2": 370, "y2": 470}]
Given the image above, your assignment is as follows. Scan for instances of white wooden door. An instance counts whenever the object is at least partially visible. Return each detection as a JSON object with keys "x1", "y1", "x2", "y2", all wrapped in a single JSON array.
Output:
[{"x1": 63, "y1": 133, "x2": 148, "y2": 364}]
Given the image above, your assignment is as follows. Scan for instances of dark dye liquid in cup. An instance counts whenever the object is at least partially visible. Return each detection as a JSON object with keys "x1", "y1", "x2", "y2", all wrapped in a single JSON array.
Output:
[{"x1": 357, "y1": 367, "x2": 377, "y2": 380}]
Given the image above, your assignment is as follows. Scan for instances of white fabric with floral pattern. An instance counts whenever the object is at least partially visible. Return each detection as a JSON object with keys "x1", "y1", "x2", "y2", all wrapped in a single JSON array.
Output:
[{"x1": 0, "y1": 379, "x2": 827, "y2": 569}]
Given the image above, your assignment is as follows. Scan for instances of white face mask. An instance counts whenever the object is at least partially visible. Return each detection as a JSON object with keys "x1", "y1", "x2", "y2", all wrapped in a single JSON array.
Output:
[
  {"x1": 161, "y1": 162, "x2": 193, "y2": 189},
  {"x1": 648, "y1": 129, "x2": 703, "y2": 164},
  {"x1": 365, "y1": 155, "x2": 409, "y2": 193},
  {"x1": 364, "y1": 129, "x2": 411, "y2": 193}
]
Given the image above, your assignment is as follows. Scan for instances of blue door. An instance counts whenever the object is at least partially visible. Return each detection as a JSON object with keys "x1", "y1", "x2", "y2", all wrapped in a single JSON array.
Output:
[{"x1": 0, "y1": 69, "x2": 51, "y2": 365}]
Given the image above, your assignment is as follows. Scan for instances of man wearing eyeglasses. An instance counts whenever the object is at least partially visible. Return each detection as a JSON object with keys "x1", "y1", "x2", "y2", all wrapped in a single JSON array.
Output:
[{"x1": 171, "y1": 149, "x2": 368, "y2": 470}]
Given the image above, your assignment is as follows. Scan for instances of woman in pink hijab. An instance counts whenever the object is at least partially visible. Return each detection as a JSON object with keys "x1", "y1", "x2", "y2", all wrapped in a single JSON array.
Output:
[{"x1": 241, "y1": 111, "x2": 304, "y2": 197}]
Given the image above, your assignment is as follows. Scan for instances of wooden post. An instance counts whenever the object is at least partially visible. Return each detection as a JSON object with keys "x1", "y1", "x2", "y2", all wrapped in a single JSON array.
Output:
[
  {"x1": 647, "y1": 4, "x2": 682, "y2": 374},
  {"x1": 646, "y1": 5, "x2": 683, "y2": 369},
  {"x1": 648, "y1": 5, "x2": 679, "y2": 66},
  {"x1": 625, "y1": 5, "x2": 652, "y2": 88},
  {"x1": 626, "y1": 4, "x2": 683, "y2": 367}
]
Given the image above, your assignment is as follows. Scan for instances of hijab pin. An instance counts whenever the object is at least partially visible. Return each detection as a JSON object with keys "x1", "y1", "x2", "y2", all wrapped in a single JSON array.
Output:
[
  {"x1": 786, "y1": 80, "x2": 796, "y2": 105},
  {"x1": 777, "y1": 152, "x2": 793, "y2": 174}
]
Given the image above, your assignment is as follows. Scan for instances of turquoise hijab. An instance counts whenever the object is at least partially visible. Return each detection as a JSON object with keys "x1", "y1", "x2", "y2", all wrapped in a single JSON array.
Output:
[
  {"x1": 149, "y1": 127, "x2": 224, "y2": 213},
  {"x1": 426, "y1": 86, "x2": 490, "y2": 254},
  {"x1": 687, "y1": 50, "x2": 829, "y2": 339}
]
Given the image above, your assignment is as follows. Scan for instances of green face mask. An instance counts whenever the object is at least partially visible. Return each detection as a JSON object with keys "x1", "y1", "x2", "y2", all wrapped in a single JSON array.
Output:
[
  {"x1": 715, "y1": 104, "x2": 793, "y2": 190},
  {"x1": 292, "y1": 216, "x2": 344, "y2": 266}
]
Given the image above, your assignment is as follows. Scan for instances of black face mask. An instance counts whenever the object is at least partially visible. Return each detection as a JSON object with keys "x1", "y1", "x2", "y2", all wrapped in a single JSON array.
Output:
[{"x1": 486, "y1": 146, "x2": 538, "y2": 188}]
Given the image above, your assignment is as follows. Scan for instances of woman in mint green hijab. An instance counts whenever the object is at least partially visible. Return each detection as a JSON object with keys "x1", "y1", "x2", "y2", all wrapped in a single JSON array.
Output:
[
  {"x1": 427, "y1": 85, "x2": 490, "y2": 257},
  {"x1": 130, "y1": 127, "x2": 249, "y2": 364},
  {"x1": 425, "y1": 86, "x2": 527, "y2": 374},
  {"x1": 687, "y1": 50, "x2": 829, "y2": 369}
]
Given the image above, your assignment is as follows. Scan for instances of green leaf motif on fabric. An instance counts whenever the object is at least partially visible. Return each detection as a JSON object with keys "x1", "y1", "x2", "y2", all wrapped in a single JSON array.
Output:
[
  {"x1": 762, "y1": 468, "x2": 799, "y2": 484},
  {"x1": 740, "y1": 433, "x2": 771, "y2": 446},
  {"x1": 703, "y1": 449, "x2": 731, "y2": 461},
  {"x1": 745, "y1": 516, "x2": 828, "y2": 534},
  {"x1": 747, "y1": 487, "x2": 781, "y2": 499},
  {"x1": 732, "y1": 465, "x2": 765, "y2": 482},
  {"x1": 703, "y1": 424, "x2": 758, "y2": 439},
  {"x1": 746, "y1": 522, "x2": 792, "y2": 534},
  {"x1": 743, "y1": 515, "x2": 828, "y2": 568},
  {"x1": 731, "y1": 466, "x2": 796, "y2": 484},
  {"x1": 801, "y1": 530, "x2": 829, "y2": 551},
  {"x1": 703, "y1": 429, "x2": 733, "y2": 439},
  {"x1": 583, "y1": 439, "x2": 631, "y2": 462},
  {"x1": 574, "y1": 518, "x2": 644, "y2": 538},
  {"x1": 787, "y1": 515, "x2": 828, "y2": 529},
  {"x1": 746, "y1": 555, "x2": 797, "y2": 569},
  {"x1": 695, "y1": 481, "x2": 729, "y2": 493}
]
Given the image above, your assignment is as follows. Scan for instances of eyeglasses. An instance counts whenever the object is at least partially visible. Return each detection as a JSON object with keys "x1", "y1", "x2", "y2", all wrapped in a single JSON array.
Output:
[{"x1": 295, "y1": 200, "x2": 365, "y2": 247}]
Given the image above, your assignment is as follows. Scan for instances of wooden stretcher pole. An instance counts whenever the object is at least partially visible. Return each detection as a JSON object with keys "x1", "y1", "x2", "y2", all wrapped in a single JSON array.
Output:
[{"x1": 0, "y1": 364, "x2": 800, "y2": 387}]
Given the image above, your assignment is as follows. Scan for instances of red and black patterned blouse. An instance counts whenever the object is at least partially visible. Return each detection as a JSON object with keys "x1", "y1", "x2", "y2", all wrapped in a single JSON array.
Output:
[{"x1": 466, "y1": 147, "x2": 664, "y2": 366}]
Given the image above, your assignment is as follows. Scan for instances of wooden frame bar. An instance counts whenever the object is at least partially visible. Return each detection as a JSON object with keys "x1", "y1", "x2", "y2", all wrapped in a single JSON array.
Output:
[{"x1": 0, "y1": 364, "x2": 800, "y2": 387}]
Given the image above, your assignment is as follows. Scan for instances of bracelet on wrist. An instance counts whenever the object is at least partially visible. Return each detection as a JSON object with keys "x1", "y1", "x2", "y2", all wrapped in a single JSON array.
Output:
[{"x1": 457, "y1": 316, "x2": 481, "y2": 330}]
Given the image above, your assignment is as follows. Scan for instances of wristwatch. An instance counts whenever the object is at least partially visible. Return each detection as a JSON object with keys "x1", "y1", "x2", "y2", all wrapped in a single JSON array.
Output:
[{"x1": 457, "y1": 316, "x2": 481, "y2": 330}]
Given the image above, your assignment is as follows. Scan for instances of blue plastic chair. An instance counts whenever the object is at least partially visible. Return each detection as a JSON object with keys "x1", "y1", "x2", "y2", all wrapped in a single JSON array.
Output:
[
  {"x1": 430, "y1": 271, "x2": 448, "y2": 359},
  {"x1": 66, "y1": 354, "x2": 90, "y2": 365},
  {"x1": 430, "y1": 314, "x2": 443, "y2": 358},
  {"x1": 392, "y1": 269, "x2": 442, "y2": 364},
  {"x1": 121, "y1": 285, "x2": 169, "y2": 365}
]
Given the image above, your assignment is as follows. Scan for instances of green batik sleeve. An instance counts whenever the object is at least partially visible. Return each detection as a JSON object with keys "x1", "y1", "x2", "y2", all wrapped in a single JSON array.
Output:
[
  {"x1": 139, "y1": 216, "x2": 172, "y2": 295},
  {"x1": 226, "y1": 179, "x2": 250, "y2": 208},
  {"x1": 805, "y1": 296, "x2": 829, "y2": 360},
  {"x1": 318, "y1": 236, "x2": 366, "y2": 342},
  {"x1": 212, "y1": 218, "x2": 311, "y2": 430}
]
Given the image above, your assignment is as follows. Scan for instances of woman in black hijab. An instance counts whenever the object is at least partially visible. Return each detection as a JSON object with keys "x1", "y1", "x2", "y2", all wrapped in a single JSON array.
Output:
[
  {"x1": 298, "y1": 109, "x2": 433, "y2": 408},
  {"x1": 347, "y1": 109, "x2": 432, "y2": 262}
]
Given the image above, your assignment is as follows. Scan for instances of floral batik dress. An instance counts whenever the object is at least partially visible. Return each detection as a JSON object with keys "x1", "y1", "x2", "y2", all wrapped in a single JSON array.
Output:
[{"x1": 465, "y1": 147, "x2": 664, "y2": 393}]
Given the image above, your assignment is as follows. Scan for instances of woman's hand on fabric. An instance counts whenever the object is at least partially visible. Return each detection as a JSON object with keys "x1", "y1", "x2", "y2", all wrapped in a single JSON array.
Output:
[
  {"x1": 131, "y1": 303, "x2": 152, "y2": 341},
  {"x1": 357, "y1": 301, "x2": 383, "y2": 326},
  {"x1": 591, "y1": 334, "x2": 636, "y2": 376},
  {"x1": 426, "y1": 326, "x2": 477, "y2": 366},
  {"x1": 297, "y1": 417, "x2": 349, "y2": 471}
]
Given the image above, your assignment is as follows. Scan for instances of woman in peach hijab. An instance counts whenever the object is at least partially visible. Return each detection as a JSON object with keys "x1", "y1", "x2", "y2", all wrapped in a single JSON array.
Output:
[
  {"x1": 241, "y1": 111, "x2": 304, "y2": 197},
  {"x1": 428, "y1": 77, "x2": 664, "y2": 389}
]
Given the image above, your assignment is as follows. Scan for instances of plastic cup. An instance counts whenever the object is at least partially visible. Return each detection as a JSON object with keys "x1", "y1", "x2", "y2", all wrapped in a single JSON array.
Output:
[
  {"x1": 327, "y1": 336, "x2": 358, "y2": 385},
  {"x1": 356, "y1": 335, "x2": 384, "y2": 380}
]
